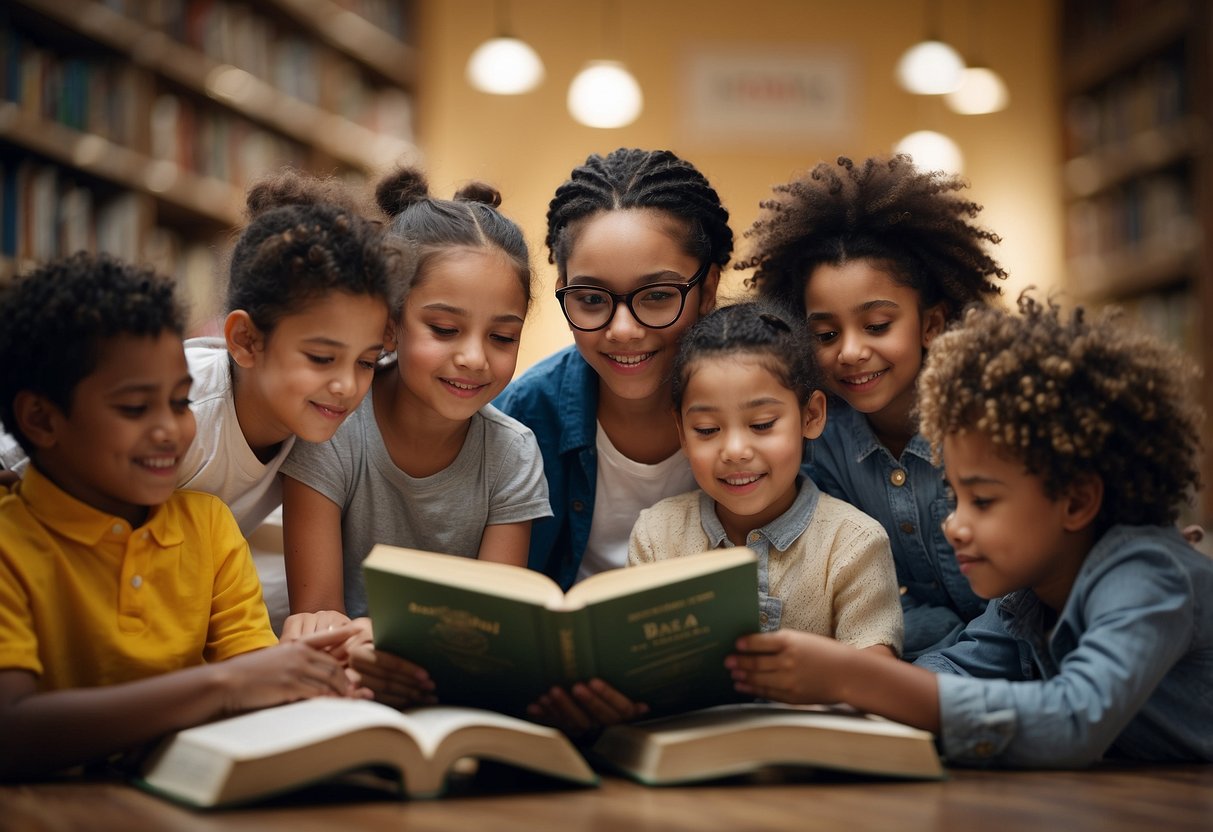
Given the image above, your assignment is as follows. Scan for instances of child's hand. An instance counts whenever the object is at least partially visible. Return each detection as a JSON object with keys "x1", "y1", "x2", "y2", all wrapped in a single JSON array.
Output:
[
  {"x1": 217, "y1": 625, "x2": 364, "y2": 713},
  {"x1": 726, "y1": 630, "x2": 848, "y2": 704},
  {"x1": 348, "y1": 644, "x2": 437, "y2": 709},
  {"x1": 281, "y1": 610, "x2": 355, "y2": 642},
  {"x1": 527, "y1": 679, "x2": 649, "y2": 740}
]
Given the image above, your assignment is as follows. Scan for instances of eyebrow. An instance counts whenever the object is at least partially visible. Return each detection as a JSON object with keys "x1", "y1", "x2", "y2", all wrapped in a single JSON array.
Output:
[
  {"x1": 566, "y1": 269, "x2": 685, "y2": 287},
  {"x1": 807, "y1": 299, "x2": 900, "y2": 322},
  {"x1": 954, "y1": 474, "x2": 1005, "y2": 486},
  {"x1": 684, "y1": 397, "x2": 784, "y2": 414},
  {"x1": 110, "y1": 374, "x2": 193, "y2": 395},
  {"x1": 423, "y1": 302, "x2": 524, "y2": 325}
]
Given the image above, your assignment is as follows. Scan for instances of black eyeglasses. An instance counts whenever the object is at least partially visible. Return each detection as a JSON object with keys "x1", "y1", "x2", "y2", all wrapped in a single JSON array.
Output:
[{"x1": 555, "y1": 262, "x2": 710, "y2": 332}]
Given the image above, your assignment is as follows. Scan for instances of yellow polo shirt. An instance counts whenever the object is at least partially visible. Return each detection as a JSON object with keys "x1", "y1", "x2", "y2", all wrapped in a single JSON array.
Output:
[{"x1": 0, "y1": 466, "x2": 277, "y2": 691}]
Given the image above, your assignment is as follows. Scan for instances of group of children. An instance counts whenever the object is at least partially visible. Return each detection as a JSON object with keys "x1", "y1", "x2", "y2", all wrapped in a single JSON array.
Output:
[{"x1": 0, "y1": 148, "x2": 1209, "y2": 779}]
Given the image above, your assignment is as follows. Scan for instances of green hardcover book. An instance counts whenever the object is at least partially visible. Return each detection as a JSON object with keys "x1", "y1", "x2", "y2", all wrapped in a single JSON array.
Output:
[{"x1": 364, "y1": 545, "x2": 760, "y2": 717}]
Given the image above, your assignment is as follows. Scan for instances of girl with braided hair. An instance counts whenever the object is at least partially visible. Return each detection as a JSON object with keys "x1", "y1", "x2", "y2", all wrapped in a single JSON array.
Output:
[
  {"x1": 727, "y1": 293, "x2": 1213, "y2": 767},
  {"x1": 743, "y1": 154, "x2": 1006, "y2": 657},
  {"x1": 630, "y1": 301, "x2": 902, "y2": 657}
]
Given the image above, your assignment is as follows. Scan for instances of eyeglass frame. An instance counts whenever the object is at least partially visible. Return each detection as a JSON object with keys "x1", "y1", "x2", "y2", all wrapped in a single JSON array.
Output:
[{"x1": 554, "y1": 261, "x2": 712, "y2": 332}]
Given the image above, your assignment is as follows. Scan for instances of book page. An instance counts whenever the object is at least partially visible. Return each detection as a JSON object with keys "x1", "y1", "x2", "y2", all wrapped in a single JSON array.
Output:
[
  {"x1": 395, "y1": 706, "x2": 562, "y2": 758},
  {"x1": 364, "y1": 546, "x2": 563, "y2": 606}
]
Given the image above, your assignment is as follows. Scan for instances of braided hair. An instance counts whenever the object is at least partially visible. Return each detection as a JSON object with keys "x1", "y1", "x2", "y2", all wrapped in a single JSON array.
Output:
[
  {"x1": 741, "y1": 155, "x2": 1005, "y2": 319},
  {"x1": 672, "y1": 301, "x2": 821, "y2": 410},
  {"x1": 546, "y1": 148, "x2": 733, "y2": 277}
]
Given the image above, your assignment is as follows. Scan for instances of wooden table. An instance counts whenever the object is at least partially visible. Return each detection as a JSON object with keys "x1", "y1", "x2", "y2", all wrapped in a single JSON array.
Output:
[{"x1": 2, "y1": 764, "x2": 1210, "y2": 832}]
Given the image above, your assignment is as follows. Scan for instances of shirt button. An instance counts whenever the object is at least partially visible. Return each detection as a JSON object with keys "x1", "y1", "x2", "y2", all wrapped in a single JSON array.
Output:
[
  {"x1": 571, "y1": 500, "x2": 585, "y2": 513},
  {"x1": 900, "y1": 521, "x2": 915, "y2": 534},
  {"x1": 130, "y1": 575, "x2": 143, "y2": 589},
  {"x1": 889, "y1": 469, "x2": 907, "y2": 487},
  {"x1": 759, "y1": 612, "x2": 769, "y2": 625},
  {"x1": 747, "y1": 532, "x2": 761, "y2": 543},
  {"x1": 974, "y1": 741, "x2": 995, "y2": 757},
  {"x1": 111, "y1": 523, "x2": 123, "y2": 534}
]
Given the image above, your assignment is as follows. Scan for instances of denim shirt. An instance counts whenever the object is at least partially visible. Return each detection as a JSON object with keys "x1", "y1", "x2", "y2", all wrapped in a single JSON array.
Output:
[
  {"x1": 805, "y1": 399, "x2": 985, "y2": 657},
  {"x1": 494, "y1": 346, "x2": 598, "y2": 589},
  {"x1": 916, "y1": 525, "x2": 1213, "y2": 768},
  {"x1": 696, "y1": 476, "x2": 823, "y2": 633}
]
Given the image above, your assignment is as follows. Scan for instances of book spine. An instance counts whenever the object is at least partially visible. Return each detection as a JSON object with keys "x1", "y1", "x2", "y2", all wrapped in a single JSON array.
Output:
[{"x1": 549, "y1": 607, "x2": 596, "y2": 687}]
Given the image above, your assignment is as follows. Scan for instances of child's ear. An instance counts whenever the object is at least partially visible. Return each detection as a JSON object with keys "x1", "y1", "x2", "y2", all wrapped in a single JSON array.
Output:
[
  {"x1": 13, "y1": 391, "x2": 61, "y2": 450},
  {"x1": 1061, "y1": 473, "x2": 1104, "y2": 532},
  {"x1": 224, "y1": 310, "x2": 263, "y2": 369},
  {"x1": 697, "y1": 265, "x2": 721, "y2": 316},
  {"x1": 801, "y1": 390, "x2": 828, "y2": 440},
  {"x1": 921, "y1": 302, "x2": 948, "y2": 349}
]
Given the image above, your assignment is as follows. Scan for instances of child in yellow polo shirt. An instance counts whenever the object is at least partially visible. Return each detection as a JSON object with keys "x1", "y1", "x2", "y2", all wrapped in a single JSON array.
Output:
[{"x1": 0, "y1": 253, "x2": 364, "y2": 779}]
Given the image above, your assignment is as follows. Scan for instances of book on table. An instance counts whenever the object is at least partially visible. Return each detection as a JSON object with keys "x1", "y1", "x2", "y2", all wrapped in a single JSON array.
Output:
[
  {"x1": 589, "y1": 701, "x2": 945, "y2": 784},
  {"x1": 136, "y1": 697, "x2": 598, "y2": 806},
  {"x1": 363, "y1": 544, "x2": 760, "y2": 717}
]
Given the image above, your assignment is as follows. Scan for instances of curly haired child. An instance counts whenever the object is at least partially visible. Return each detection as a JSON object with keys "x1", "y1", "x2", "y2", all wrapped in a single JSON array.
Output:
[
  {"x1": 0, "y1": 253, "x2": 361, "y2": 779},
  {"x1": 742, "y1": 154, "x2": 1006, "y2": 657},
  {"x1": 726, "y1": 293, "x2": 1213, "y2": 767}
]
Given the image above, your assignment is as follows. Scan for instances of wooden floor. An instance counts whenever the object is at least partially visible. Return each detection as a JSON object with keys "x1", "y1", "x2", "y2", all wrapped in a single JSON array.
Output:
[{"x1": 2, "y1": 763, "x2": 1210, "y2": 832}]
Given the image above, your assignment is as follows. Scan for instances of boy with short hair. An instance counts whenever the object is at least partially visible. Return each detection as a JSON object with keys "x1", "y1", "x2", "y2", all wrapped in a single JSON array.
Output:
[
  {"x1": 726, "y1": 293, "x2": 1213, "y2": 767},
  {"x1": 0, "y1": 252, "x2": 360, "y2": 779}
]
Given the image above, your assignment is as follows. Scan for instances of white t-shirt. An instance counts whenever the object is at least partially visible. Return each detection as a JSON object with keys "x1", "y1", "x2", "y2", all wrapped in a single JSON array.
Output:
[
  {"x1": 178, "y1": 337, "x2": 295, "y2": 536},
  {"x1": 576, "y1": 421, "x2": 696, "y2": 583}
]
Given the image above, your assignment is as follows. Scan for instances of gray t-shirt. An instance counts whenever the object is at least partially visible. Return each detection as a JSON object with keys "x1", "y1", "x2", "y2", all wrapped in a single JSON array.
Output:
[{"x1": 280, "y1": 394, "x2": 552, "y2": 617}]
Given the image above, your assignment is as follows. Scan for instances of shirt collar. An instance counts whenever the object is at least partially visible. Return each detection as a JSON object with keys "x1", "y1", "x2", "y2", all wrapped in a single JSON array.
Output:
[
  {"x1": 830, "y1": 398, "x2": 933, "y2": 465},
  {"x1": 20, "y1": 465, "x2": 182, "y2": 547},
  {"x1": 699, "y1": 476, "x2": 820, "y2": 552},
  {"x1": 558, "y1": 348, "x2": 600, "y2": 454}
]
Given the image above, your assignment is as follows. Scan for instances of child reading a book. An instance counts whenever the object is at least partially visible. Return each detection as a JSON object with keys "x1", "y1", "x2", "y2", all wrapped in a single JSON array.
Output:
[
  {"x1": 0, "y1": 253, "x2": 361, "y2": 779},
  {"x1": 630, "y1": 302, "x2": 902, "y2": 656},
  {"x1": 279, "y1": 168, "x2": 550, "y2": 663},
  {"x1": 726, "y1": 293, "x2": 1213, "y2": 766},
  {"x1": 741, "y1": 155, "x2": 1007, "y2": 658}
]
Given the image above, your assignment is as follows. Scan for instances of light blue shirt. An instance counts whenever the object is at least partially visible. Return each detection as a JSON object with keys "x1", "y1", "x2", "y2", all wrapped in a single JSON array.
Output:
[
  {"x1": 806, "y1": 399, "x2": 985, "y2": 657},
  {"x1": 917, "y1": 525, "x2": 1213, "y2": 767}
]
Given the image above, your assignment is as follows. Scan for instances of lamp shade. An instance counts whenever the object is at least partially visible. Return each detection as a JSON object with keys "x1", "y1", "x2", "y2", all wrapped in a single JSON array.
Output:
[
  {"x1": 567, "y1": 60, "x2": 643, "y2": 128},
  {"x1": 894, "y1": 130, "x2": 964, "y2": 174},
  {"x1": 895, "y1": 39, "x2": 965, "y2": 95},
  {"x1": 466, "y1": 36, "x2": 544, "y2": 95},
  {"x1": 945, "y1": 66, "x2": 1009, "y2": 114}
]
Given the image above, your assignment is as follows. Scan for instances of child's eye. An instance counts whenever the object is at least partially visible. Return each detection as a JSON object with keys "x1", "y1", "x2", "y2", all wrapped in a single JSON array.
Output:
[
  {"x1": 751, "y1": 419, "x2": 775, "y2": 432},
  {"x1": 358, "y1": 359, "x2": 378, "y2": 371},
  {"x1": 692, "y1": 426, "x2": 719, "y2": 437},
  {"x1": 429, "y1": 325, "x2": 457, "y2": 337},
  {"x1": 490, "y1": 333, "x2": 519, "y2": 345},
  {"x1": 866, "y1": 322, "x2": 891, "y2": 334},
  {"x1": 812, "y1": 330, "x2": 838, "y2": 344},
  {"x1": 170, "y1": 398, "x2": 193, "y2": 415},
  {"x1": 306, "y1": 353, "x2": 334, "y2": 365},
  {"x1": 116, "y1": 405, "x2": 147, "y2": 417},
  {"x1": 972, "y1": 497, "x2": 994, "y2": 510}
]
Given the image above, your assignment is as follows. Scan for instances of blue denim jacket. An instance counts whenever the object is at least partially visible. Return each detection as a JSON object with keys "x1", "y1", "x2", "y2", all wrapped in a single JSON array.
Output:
[
  {"x1": 494, "y1": 346, "x2": 598, "y2": 589},
  {"x1": 917, "y1": 525, "x2": 1213, "y2": 767},
  {"x1": 805, "y1": 399, "x2": 986, "y2": 657}
]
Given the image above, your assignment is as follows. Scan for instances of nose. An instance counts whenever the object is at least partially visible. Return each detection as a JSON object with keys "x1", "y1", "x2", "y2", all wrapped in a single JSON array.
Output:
[
  {"x1": 328, "y1": 362, "x2": 356, "y2": 398},
  {"x1": 455, "y1": 336, "x2": 488, "y2": 370},
  {"x1": 941, "y1": 510, "x2": 970, "y2": 546},
  {"x1": 603, "y1": 298, "x2": 645, "y2": 341},
  {"x1": 721, "y1": 429, "x2": 753, "y2": 463},
  {"x1": 837, "y1": 329, "x2": 866, "y2": 364}
]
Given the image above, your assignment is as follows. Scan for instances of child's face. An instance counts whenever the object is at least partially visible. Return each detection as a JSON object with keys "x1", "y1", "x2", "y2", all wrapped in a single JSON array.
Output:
[
  {"x1": 804, "y1": 260, "x2": 943, "y2": 428},
  {"x1": 395, "y1": 247, "x2": 526, "y2": 422},
  {"x1": 941, "y1": 430, "x2": 1090, "y2": 607},
  {"x1": 677, "y1": 355, "x2": 826, "y2": 543},
  {"x1": 563, "y1": 209, "x2": 718, "y2": 408},
  {"x1": 240, "y1": 292, "x2": 389, "y2": 445},
  {"x1": 38, "y1": 331, "x2": 196, "y2": 525}
]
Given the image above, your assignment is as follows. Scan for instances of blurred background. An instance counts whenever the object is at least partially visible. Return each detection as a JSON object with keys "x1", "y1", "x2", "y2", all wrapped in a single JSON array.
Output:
[{"x1": 2, "y1": 0, "x2": 1210, "y2": 510}]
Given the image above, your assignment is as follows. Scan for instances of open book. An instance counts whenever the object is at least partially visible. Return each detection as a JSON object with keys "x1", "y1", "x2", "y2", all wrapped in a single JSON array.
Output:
[
  {"x1": 364, "y1": 545, "x2": 759, "y2": 717},
  {"x1": 590, "y1": 702, "x2": 944, "y2": 784},
  {"x1": 137, "y1": 698, "x2": 598, "y2": 806}
]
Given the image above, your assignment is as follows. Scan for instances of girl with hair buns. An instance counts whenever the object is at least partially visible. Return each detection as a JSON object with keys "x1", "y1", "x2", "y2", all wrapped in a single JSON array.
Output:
[{"x1": 279, "y1": 169, "x2": 551, "y2": 704}]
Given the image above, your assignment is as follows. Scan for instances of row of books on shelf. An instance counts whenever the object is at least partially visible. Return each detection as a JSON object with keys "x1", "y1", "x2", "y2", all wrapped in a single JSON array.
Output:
[
  {"x1": 1065, "y1": 171, "x2": 1196, "y2": 262},
  {"x1": 1064, "y1": 52, "x2": 1186, "y2": 160},
  {"x1": 0, "y1": 156, "x2": 221, "y2": 328},
  {"x1": 99, "y1": 0, "x2": 410, "y2": 43}
]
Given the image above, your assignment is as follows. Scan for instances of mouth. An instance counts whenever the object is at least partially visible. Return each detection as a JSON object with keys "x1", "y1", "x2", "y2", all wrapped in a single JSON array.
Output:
[
  {"x1": 136, "y1": 455, "x2": 179, "y2": 475},
  {"x1": 838, "y1": 369, "x2": 887, "y2": 389},
  {"x1": 954, "y1": 553, "x2": 983, "y2": 573},
  {"x1": 311, "y1": 402, "x2": 348, "y2": 419},
  {"x1": 603, "y1": 351, "x2": 656, "y2": 369},
  {"x1": 719, "y1": 472, "x2": 766, "y2": 491},
  {"x1": 441, "y1": 378, "x2": 489, "y2": 398}
]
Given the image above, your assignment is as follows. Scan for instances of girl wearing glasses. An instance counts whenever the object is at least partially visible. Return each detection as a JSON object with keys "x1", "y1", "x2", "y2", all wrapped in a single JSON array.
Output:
[{"x1": 495, "y1": 148, "x2": 731, "y2": 733}]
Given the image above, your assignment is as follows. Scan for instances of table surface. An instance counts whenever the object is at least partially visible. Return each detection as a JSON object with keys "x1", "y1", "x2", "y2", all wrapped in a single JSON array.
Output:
[{"x1": 2, "y1": 762, "x2": 1211, "y2": 832}]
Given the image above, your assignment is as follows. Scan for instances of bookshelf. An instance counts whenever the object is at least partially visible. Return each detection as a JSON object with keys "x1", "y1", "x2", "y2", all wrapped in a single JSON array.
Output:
[
  {"x1": 1060, "y1": 0, "x2": 1212, "y2": 521},
  {"x1": 0, "y1": 0, "x2": 417, "y2": 328}
]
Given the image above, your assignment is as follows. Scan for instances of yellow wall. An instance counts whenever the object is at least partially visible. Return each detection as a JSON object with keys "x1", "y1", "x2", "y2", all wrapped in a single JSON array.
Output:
[{"x1": 413, "y1": 0, "x2": 1062, "y2": 372}]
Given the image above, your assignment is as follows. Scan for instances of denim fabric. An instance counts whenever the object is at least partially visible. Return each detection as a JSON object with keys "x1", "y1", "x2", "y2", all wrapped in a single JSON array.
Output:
[
  {"x1": 494, "y1": 346, "x2": 598, "y2": 590},
  {"x1": 695, "y1": 478, "x2": 824, "y2": 632},
  {"x1": 916, "y1": 525, "x2": 1213, "y2": 767},
  {"x1": 805, "y1": 399, "x2": 986, "y2": 657}
]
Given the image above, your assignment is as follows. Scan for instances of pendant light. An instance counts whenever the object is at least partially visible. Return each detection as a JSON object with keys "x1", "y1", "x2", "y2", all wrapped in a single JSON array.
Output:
[
  {"x1": 895, "y1": 0, "x2": 965, "y2": 95},
  {"x1": 944, "y1": 0, "x2": 1009, "y2": 114},
  {"x1": 466, "y1": 0, "x2": 544, "y2": 95},
  {"x1": 567, "y1": 0, "x2": 643, "y2": 128}
]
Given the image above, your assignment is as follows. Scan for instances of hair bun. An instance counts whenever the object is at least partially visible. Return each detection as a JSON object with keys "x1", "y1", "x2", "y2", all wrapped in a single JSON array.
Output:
[
  {"x1": 454, "y1": 180, "x2": 502, "y2": 209},
  {"x1": 245, "y1": 168, "x2": 358, "y2": 219},
  {"x1": 375, "y1": 168, "x2": 431, "y2": 217}
]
